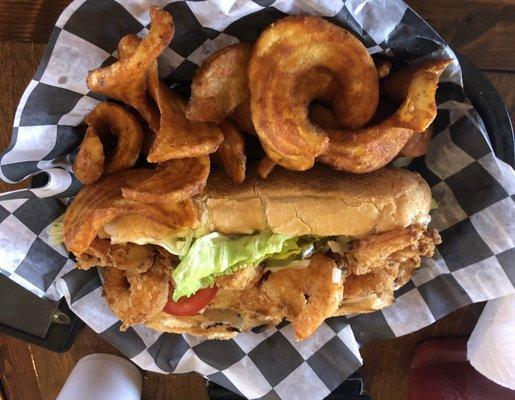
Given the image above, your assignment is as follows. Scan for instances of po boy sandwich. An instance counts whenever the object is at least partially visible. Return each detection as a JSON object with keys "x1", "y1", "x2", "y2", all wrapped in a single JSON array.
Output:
[{"x1": 63, "y1": 166, "x2": 440, "y2": 340}]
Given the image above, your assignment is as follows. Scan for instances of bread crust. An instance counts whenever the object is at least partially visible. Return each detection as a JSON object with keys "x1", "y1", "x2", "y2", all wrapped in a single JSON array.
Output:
[{"x1": 198, "y1": 165, "x2": 431, "y2": 237}]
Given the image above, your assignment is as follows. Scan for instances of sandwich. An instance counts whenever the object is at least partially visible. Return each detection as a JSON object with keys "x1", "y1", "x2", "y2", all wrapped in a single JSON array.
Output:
[
  {"x1": 63, "y1": 8, "x2": 446, "y2": 341},
  {"x1": 66, "y1": 165, "x2": 440, "y2": 340}
]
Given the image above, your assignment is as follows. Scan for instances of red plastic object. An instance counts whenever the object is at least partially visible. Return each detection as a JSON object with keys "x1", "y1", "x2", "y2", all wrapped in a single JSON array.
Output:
[{"x1": 408, "y1": 338, "x2": 515, "y2": 400}]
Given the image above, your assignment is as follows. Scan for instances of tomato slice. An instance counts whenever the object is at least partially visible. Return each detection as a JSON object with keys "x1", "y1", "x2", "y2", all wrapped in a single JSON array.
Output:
[{"x1": 163, "y1": 286, "x2": 218, "y2": 316}]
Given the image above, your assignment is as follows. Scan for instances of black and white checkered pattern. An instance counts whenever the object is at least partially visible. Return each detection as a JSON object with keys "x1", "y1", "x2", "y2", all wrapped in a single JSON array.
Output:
[{"x1": 0, "y1": 1, "x2": 513, "y2": 399}]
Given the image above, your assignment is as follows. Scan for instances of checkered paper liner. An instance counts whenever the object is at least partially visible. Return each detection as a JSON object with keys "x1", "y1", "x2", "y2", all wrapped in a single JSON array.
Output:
[{"x1": 0, "y1": 0, "x2": 513, "y2": 398}]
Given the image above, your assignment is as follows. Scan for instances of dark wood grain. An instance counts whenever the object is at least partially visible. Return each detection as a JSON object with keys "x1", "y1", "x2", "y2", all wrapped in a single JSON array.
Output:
[
  {"x1": 142, "y1": 371, "x2": 207, "y2": 400},
  {"x1": 0, "y1": 335, "x2": 43, "y2": 400},
  {"x1": 0, "y1": 44, "x2": 40, "y2": 379},
  {"x1": 0, "y1": 0, "x2": 513, "y2": 72},
  {"x1": 0, "y1": 40, "x2": 45, "y2": 192},
  {"x1": 0, "y1": 0, "x2": 512, "y2": 71},
  {"x1": 0, "y1": 1, "x2": 71, "y2": 42},
  {"x1": 0, "y1": 1, "x2": 512, "y2": 400},
  {"x1": 406, "y1": 0, "x2": 515, "y2": 71}
]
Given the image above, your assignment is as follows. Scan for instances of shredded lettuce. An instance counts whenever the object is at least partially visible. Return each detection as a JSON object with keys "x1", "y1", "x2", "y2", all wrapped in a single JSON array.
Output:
[
  {"x1": 265, "y1": 240, "x2": 316, "y2": 268},
  {"x1": 264, "y1": 259, "x2": 311, "y2": 273},
  {"x1": 171, "y1": 232, "x2": 317, "y2": 300},
  {"x1": 430, "y1": 198, "x2": 439, "y2": 210},
  {"x1": 49, "y1": 215, "x2": 65, "y2": 245}
]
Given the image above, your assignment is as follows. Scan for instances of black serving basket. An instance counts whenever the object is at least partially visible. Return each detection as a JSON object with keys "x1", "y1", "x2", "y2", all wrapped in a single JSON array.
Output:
[{"x1": 458, "y1": 53, "x2": 514, "y2": 167}]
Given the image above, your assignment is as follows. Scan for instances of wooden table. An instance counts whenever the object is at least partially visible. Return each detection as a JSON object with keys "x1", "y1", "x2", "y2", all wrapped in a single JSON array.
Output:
[{"x1": 0, "y1": 1, "x2": 513, "y2": 399}]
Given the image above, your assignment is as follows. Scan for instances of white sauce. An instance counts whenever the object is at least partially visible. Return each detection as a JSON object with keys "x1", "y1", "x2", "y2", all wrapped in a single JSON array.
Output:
[
  {"x1": 416, "y1": 214, "x2": 431, "y2": 227},
  {"x1": 332, "y1": 267, "x2": 342, "y2": 284}
]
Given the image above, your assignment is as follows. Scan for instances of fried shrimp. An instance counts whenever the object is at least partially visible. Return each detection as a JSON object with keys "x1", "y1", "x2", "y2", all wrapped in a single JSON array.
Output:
[
  {"x1": 103, "y1": 265, "x2": 169, "y2": 330},
  {"x1": 103, "y1": 244, "x2": 174, "y2": 329},
  {"x1": 262, "y1": 253, "x2": 343, "y2": 340},
  {"x1": 187, "y1": 42, "x2": 252, "y2": 123},
  {"x1": 216, "y1": 266, "x2": 263, "y2": 290},
  {"x1": 108, "y1": 243, "x2": 159, "y2": 274},
  {"x1": 346, "y1": 225, "x2": 439, "y2": 275},
  {"x1": 76, "y1": 239, "x2": 176, "y2": 276},
  {"x1": 76, "y1": 238, "x2": 111, "y2": 270},
  {"x1": 335, "y1": 225, "x2": 441, "y2": 316}
]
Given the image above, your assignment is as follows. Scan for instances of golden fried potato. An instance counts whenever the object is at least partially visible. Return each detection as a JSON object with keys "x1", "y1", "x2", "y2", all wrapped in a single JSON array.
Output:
[
  {"x1": 319, "y1": 60, "x2": 450, "y2": 173},
  {"x1": 309, "y1": 104, "x2": 340, "y2": 129},
  {"x1": 319, "y1": 126, "x2": 414, "y2": 173},
  {"x1": 116, "y1": 34, "x2": 158, "y2": 156},
  {"x1": 298, "y1": 68, "x2": 338, "y2": 106},
  {"x1": 141, "y1": 125, "x2": 156, "y2": 157},
  {"x1": 233, "y1": 65, "x2": 336, "y2": 138},
  {"x1": 63, "y1": 169, "x2": 198, "y2": 255},
  {"x1": 122, "y1": 156, "x2": 210, "y2": 203},
  {"x1": 374, "y1": 55, "x2": 392, "y2": 79},
  {"x1": 116, "y1": 33, "x2": 223, "y2": 163},
  {"x1": 216, "y1": 121, "x2": 246, "y2": 184},
  {"x1": 73, "y1": 127, "x2": 104, "y2": 185},
  {"x1": 257, "y1": 156, "x2": 276, "y2": 180},
  {"x1": 73, "y1": 102, "x2": 143, "y2": 184},
  {"x1": 230, "y1": 99, "x2": 256, "y2": 135},
  {"x1": 85, "y1": 102, "x2": 143, "y2": 174},
  {"x1": 382, "y1": 60, "x2": 451, "y2": 133},
  {"x1": 187, "y1": 43, "x2": 252, "y2": 123},
  {"x1": 117, "y1": 34, "x2": 140, "y2": 61},
  {"x1": 248, "y1": 16, "x2": 378, "y2": 170},
  {"x1": 401, "y1": 124, "x2": 433, "y2": 158},
  {"x1": 86, "y1": 7, "x2": 173, "y2": 132},
  {"x1": 147, "y1": 79, "x2": 223, "y2": 162}
]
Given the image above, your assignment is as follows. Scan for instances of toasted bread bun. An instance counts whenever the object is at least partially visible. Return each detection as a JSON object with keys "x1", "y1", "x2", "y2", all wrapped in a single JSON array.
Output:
[
  {"x1": 103, "y1": 165, "x2": 431, "y2": 243},
  {"x1": 145, "y1": 310, "x2": 243, "y2": 340},
  {"x1": 200, "y1": 165, "x2": 431, "y2": 237}
]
